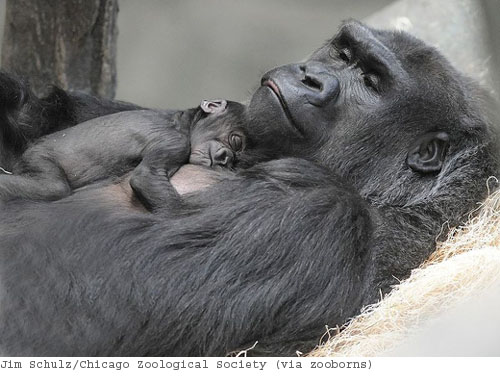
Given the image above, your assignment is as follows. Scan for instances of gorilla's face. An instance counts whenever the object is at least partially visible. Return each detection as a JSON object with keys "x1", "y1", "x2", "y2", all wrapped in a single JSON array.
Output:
[
  {"x1": 249, "y1": 22, "x2": 395, "y2": 149},
  {"x1": 189, "y1": 100, "x2": 248, "y2": 170},
  {"x1": 248, "y1": 21, "x2": 490, "y2": 203}
]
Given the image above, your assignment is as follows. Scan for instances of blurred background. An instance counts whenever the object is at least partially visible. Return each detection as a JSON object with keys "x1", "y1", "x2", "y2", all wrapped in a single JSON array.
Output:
[
  {"x1": 0, "y1": 0, "x2": 498, "y2": 108},
  {"x1": 0, "y1": 0, "x2": 393, "y2": 108}
]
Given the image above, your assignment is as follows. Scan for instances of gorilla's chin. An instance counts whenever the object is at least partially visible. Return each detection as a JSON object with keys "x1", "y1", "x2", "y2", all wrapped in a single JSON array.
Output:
[{"x1": 248, "y1": 86, "x2": 304, "y2": 140}]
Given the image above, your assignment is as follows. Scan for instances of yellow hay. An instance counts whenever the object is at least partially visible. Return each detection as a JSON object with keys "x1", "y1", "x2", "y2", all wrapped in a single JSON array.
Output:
[{"x1": 309, "y1": 189, "x2": 500, "y2": 357}]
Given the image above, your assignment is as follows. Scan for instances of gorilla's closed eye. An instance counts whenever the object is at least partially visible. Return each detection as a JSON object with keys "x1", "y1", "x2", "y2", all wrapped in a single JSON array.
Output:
[
  {"x1": 338, "y1": 47, "x2": 352, "y2": 64},
  {"x1": 331, "y1": 44, "x2": 381, "y2": 92},
  {"x1": 362, "y1": 72, "x2": 380, "y2": 92},
  {"x1": 329, "y1": 42, "x2": 352, "y2": 64}
]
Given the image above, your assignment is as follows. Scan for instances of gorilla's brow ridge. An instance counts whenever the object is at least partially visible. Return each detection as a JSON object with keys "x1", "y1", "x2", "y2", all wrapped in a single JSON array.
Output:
[{"x1": 339, "y1": 22, "x2": 408, "y2": 81}]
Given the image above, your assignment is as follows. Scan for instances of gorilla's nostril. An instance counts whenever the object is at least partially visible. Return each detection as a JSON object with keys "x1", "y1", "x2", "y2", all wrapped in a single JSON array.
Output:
[
  {"x1": 301, "y1": 75, "x2": 322, "y2": 91},
  {"x1": 219, "y1": 151, "x2": 228, "y2": 165},
  {"x1": 213, "y1": 148, "x2": 232, "y2": 166}
]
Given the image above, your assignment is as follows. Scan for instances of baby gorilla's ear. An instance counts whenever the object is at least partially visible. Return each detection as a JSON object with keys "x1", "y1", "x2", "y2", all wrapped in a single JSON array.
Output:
[
  {"x1": 201, "y1": 99, "x2": 227, "y2": 114},
  {"x1": 407, "y1": 132, "x2": 449, "y2": 174}
]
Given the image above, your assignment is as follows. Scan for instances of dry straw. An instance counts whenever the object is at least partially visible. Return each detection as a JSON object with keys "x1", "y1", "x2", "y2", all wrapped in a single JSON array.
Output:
[{"x1": 309, "y1": 188, "x2": 500, "y2": 357}]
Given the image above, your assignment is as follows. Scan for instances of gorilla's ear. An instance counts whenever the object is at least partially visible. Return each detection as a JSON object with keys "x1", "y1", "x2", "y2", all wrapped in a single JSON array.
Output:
[
  {"x1": 407, "y1": 132, "x2": 449, "y2": 173},
  {"x1": 201, "y1": 99, "x2": 227, "y2": 114}
]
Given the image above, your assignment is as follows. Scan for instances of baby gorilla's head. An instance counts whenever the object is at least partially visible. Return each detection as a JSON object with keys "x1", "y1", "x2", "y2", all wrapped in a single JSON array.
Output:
[{"x1": 189, "y1": 99, "x2": 249, "y2": 170}]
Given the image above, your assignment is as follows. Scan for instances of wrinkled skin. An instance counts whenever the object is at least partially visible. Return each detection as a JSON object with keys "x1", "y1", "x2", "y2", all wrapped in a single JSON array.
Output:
[
  {"x1": 0, "y1": 21, "x2": 498, "y2": 356},
  {"x1": 248, "y1": 22, "x2": 497, "y2": 205}
]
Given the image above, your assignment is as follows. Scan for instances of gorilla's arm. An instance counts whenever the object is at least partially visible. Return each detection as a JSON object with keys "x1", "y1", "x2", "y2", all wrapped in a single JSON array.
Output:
[
  {"x1": 187, "y1": 159, "x2": 376, "y2": 355},
  {"x1": 0, "y1": 158, "x2": 374, "y2": 356},
  {"x1": 66, "y1": 91, "x2": 144, "y2": 124}
]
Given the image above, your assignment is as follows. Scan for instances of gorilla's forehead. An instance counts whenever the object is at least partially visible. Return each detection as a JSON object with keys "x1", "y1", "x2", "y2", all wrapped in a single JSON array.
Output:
[
  {"x1": 326, "y1": 21, "x2": 458, "y2": 87},
  {"x1": 330, "y1": 22, "x2": 464, "y2": 112}
]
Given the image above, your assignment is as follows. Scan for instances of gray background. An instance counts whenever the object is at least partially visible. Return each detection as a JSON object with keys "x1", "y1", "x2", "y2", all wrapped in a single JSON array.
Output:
[
  {"x1": 0, "y1": 0, "x2": 393, "y2": 108},
  {"x1": 114, "y1": 0, "x2": 394, "y2": 108}
]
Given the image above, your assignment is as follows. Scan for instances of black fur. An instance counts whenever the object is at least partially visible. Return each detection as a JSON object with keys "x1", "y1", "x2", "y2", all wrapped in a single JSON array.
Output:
[
  {"x1": 0, "y1": 71, "x2": 142, "y2": 170},
  {"x1": 0, "y1": 21, "x2": 498, "y2": 356},
  {"x1": 0, "y1": 101, "x2": 254, "y2": 203}
]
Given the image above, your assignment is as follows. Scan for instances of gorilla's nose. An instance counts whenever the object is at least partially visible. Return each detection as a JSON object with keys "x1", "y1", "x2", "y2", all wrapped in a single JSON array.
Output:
[
  {"x1": 212, "y1": 146, "x2": 234, "y2": 167},
  {"x1": 299, "y1": 63, "x2": 340, "y2": 106}
]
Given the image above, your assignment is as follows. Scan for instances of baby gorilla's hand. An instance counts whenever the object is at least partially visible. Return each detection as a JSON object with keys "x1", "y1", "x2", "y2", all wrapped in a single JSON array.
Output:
[
  {"x1": 129, "y1": 159, "x2": 181, "y2": 213},
  {"x1": 129, "y1": 159, "x2": 166, "y2": 190}
]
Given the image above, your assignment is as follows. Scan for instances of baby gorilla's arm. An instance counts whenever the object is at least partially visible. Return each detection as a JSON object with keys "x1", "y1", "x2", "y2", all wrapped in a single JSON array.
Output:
[
  {"x1": 128, "y1": 145, "x2": 188, "y2": 213},
  {"x1": 129, "y1": 163, "x2": 226, "y2": 213},
  {"x1": 129, "y1": 162, "x2": 182, "y2": 213}
]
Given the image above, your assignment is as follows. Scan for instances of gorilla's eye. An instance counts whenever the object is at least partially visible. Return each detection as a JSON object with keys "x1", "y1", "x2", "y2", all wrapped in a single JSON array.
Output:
[
  {"x1": 338, "y1": 47, "x2": 352, "y2": 64},
  {"x1": 362, "y1": 73, "x2": 380, "y2": 92},
  {"x1": 229, "y1": 133, "x2": 243, "y2": 152}
]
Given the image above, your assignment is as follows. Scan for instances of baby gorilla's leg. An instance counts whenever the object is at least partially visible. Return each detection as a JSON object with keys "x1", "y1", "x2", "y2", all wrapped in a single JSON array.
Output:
[
  {"x1": 0, "y1": 146, "x2": 72, "y2": 202},
  {"x1": 0, "y1": 165, "x2": 70, "y2": 203}
]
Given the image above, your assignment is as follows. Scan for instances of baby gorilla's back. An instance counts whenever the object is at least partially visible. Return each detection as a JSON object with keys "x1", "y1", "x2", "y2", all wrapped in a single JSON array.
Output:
[{"x1": 0, "y1": 110, "x2": 191, "y2": 202}]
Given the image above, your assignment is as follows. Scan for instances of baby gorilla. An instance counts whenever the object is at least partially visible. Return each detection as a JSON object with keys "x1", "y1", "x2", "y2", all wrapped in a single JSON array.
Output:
[
  {"x1": 189, "y1": 99, "x2": 247, "y2": 169},
  {"x1": 0, "y1": 100, "x2": 249, "y2": 205}
]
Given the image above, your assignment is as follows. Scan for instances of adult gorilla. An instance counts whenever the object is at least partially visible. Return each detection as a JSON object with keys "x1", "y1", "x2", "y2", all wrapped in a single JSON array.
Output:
[{"x1": 0, "y1": 21, "x2": 498, "y2": 356}]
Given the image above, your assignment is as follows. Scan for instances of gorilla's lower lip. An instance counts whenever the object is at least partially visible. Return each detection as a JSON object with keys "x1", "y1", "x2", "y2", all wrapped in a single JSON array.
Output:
[{"x1": 262, "y1": 80, "x2": 304, "y2": 137}]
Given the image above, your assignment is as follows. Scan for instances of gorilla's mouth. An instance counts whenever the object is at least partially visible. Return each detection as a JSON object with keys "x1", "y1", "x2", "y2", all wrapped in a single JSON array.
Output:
[{"x1": 261, "y1": 79, "x2": 303, "y2": 136}]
